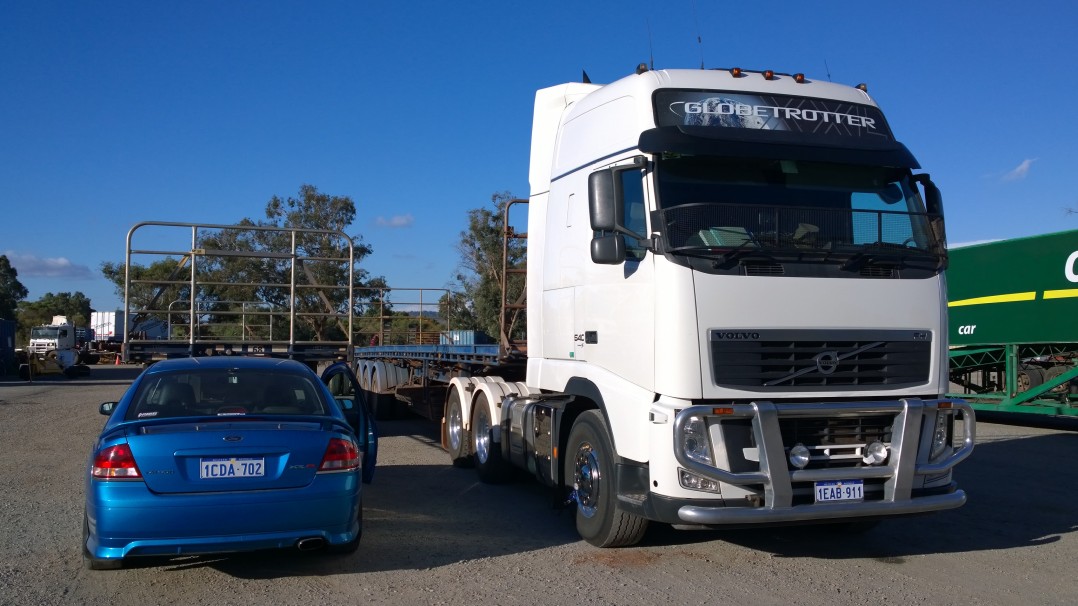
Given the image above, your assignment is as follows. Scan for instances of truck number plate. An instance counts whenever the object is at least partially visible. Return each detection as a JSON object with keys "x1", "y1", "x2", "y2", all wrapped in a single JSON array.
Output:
[
  {"x1": 814, "y1": 480, "x2": 863, "y2": 503},
  {"x1": 200, "y1": 457, "x2": 265, "y2": 479}
]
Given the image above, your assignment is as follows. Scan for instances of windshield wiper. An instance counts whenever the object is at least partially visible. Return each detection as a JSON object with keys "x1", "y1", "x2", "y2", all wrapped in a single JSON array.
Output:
[
  {"x1": 840, "y1": 242, "x2": 939, "y2": 272},
  {"x1": 668, "y1": 239, "x2": 774, "y2": 269}
]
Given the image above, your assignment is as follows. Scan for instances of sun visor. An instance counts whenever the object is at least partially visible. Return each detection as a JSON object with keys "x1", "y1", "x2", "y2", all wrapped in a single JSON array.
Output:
[{"x1": 638, "y1": 126, "x2": 920, "y2": 169}]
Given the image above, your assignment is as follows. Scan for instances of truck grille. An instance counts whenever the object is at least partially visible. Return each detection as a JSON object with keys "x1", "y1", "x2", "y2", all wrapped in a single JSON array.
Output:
[
  {"x1": 780, "y1": 414, "x2": 893, "y2": 469},
  {"x1": 710, "y1": 329, "x2": 932, "y2": 390}
]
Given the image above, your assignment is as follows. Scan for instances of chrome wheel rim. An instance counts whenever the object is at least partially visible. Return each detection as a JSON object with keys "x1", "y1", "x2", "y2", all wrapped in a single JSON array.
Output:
[
  {"x1": 474, "y1": 408, "x2": 490, "y2": 464},
  {"x1": 573, "y1": 442, "x2": 601, "y2": 518},
  {"x1": 448, "y1": 402, "x2": 463, "y2": 452}
]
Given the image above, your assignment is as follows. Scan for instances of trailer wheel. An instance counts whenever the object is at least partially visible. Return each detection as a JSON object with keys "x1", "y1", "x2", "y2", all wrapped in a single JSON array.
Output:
[
  {"x1": 565, "y1": 411, "x2": 648, "y2": 547},
  {"x1": 471, "y1": 392, "x2": 512, "y2": 484},
  {"x1": 1017, "y1": 366, "x2": 1045, "y2": 392},
  {"x1": 445, "y1": 389, "x2": 472, "y2": 467}
]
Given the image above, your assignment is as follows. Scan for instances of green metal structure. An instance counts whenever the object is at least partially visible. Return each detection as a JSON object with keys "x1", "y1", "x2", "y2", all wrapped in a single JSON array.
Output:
[{"x1": 947, "y1": 229, "x2": 1078, "y2": 415}]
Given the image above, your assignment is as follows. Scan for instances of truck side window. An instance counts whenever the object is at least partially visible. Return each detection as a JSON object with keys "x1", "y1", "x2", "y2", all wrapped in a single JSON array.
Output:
[{"x1": 621, "y1": 169, "x2": 647, "y2": 260}]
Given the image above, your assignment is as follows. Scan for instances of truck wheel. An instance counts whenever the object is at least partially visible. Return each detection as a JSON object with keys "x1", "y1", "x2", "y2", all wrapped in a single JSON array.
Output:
[
  {"x1": 445, "y1": 389, "x2": 472, "y2": 467},
  {"x1": 472, "y1": 392, "x2": 512, "y2": 484},
  {"x1": 565, "y1": 410, "x2": 648, "y2": 547}
]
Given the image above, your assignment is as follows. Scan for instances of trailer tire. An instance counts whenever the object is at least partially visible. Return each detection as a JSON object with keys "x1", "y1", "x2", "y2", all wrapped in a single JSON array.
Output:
[
  {"x1": 369, "y1": 370, "x2": 397, "y2": 421},
  {"x1": 445, "y1": 389, "x2": 472, "y2": 467},
  {"x1": 472, "y1": 392, "x2": 513, "y2": 484},
  {"x1": 565, "y1": 411, "x2": 648, "y2": 547}
]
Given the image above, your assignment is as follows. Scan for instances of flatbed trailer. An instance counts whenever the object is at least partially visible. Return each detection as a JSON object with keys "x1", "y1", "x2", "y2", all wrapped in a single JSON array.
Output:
[
  {"x1": 947, "y1": 229, "x2": 1078, "y2": 415},
  {"x1": 353, "y1": 341, "x2": 524, "y2": 420}
]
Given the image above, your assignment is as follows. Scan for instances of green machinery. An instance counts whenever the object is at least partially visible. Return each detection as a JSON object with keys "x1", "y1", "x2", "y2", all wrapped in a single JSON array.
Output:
[{"x1": 947, "y1": 228, "x2": 1078, "y2": 415}]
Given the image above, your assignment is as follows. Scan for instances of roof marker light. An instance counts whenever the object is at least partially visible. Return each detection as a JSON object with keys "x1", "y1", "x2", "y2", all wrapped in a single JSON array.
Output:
[
  {"x1": 763, "y1": 70, "x2": 775, "y2": 80},
  {"x1": 730, "y1": 67, "x2": 742, "y2": 78},
  {"x1": 856, "y1": 83, "x2": 869, "y2": 92},
  {"x1": 794, "y1": 73, "x2": 806, "y2": 84}
]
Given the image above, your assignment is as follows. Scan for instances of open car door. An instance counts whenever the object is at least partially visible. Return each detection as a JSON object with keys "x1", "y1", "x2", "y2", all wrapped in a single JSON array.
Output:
[{"x1": 321, "y1": 361, "x2": 378, "y2": 484}]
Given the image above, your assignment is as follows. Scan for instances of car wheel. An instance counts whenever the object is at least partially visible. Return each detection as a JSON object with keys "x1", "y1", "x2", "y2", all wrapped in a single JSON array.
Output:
[
  {"x1": 565, "y1": 410, "x2": 648, "y2": 547},
  {"x1": 83, "y1": 515, "x2": 122, "y2": 570},
  {"x1": 445, "y1": 389, "x2": 472, "y2": 467},
  {"x1": 471, "y1": 392, "x2": 513, "y2": 484}
]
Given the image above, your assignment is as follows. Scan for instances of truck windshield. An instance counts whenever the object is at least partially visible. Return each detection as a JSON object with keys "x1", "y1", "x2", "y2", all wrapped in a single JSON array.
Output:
[
  {"x1": 654, "y1": 155, "x2": 943, "y2": 266},
  {"x1": 30, "y1": 327, "x2": 60, "y2": 339}
]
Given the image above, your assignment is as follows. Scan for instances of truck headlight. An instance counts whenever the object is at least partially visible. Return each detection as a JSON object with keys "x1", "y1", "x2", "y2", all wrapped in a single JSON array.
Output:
[
  {"x1": 682, "y1": 415, "x2": 713, "y2": 465},
  {"x1": 930, "y1": 412, "x2": 952, "y2": 460}
]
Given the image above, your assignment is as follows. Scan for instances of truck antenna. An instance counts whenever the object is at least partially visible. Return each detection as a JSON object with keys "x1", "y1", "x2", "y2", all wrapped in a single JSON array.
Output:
[
  {"x1": 824, "y1": 59, "x2": 833, "y2": 82},
  {"x1": 647, "y1": 18, "x2": 655, "y2": 70},
  {"x1": 691, "y1": 0, "x2": 705, "y2": 69}
]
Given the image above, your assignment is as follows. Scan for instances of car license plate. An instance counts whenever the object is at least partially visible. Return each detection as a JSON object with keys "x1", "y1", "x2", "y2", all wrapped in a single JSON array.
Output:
[
  {"x1": 200, "y1": 457, "x2": 265, "y2": 479},
  {"x1": 814, "y1": 479, "x2": 863, "y2": 503}
]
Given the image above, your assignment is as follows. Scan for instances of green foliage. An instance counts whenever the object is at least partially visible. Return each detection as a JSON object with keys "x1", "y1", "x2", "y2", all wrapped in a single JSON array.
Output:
[
  {"x1": 0, "y1": 255, "x2": 28, "y2": 321},
  {"x1": 452, "y1": 192, "x2": 526, "y2": 342}
]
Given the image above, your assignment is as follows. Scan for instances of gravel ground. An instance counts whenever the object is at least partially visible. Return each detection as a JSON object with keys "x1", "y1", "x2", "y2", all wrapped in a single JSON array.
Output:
[{"x1": 2, "y1": 365, "x2": 1077, "y2": 606}]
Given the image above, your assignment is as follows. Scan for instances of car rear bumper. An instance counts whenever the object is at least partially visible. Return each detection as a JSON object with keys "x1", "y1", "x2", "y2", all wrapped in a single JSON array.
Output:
[{"x1": 85, "y1": 473, "x2": 360, "y2": 560}]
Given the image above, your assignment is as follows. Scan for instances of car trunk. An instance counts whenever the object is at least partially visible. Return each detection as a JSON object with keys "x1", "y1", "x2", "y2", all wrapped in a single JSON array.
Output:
[{"x1": 124, "y1": 420, "x2": 332, "y2": 494}]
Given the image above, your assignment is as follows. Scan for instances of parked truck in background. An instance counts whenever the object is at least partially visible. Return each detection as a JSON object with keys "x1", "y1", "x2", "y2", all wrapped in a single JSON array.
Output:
[
  {"x1": 948, "y1": 229, "x2": 1078, "y2": 415},
  {"x1": 354, "y1": 66, "x2": 976, "y2": 546},
  {"x1": 19, "y1": 315, "x2": 92, "y2": 378}
]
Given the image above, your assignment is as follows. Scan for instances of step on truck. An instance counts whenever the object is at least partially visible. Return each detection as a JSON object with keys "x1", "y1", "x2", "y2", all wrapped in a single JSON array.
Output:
[{"x1": 355, "y1": 65, "x2": 976, "y2": 547}]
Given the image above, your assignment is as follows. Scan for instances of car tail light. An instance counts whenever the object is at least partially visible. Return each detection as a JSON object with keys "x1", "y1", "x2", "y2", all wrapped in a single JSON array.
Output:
[
  {"x1": 92, "y1": 444, "x2": 142, "y2": 479},
  {"x1": 319, "y1": 438, "x2": 359, "y2": 473}
]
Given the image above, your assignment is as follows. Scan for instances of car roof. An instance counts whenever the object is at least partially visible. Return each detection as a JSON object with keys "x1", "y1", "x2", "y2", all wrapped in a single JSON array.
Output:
[{"x1": 141, "y1": 356, "x2": 315, "y2": 376}]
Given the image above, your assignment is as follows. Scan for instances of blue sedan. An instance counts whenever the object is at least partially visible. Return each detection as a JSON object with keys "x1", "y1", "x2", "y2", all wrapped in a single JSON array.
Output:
[{"x1": 84, "y1": 356, "x2": 377, "y2": 570}]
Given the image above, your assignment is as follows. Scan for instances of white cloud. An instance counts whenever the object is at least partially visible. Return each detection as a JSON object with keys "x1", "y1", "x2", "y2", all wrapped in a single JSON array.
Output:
[
  {"x1": 1002, "y1": 158, "x2": 1037, "y2": 181},
  {"x1": 1, "y1": 250, "x2": 94, "y2": 279},
  {"x1": 375, "y1": 214, "x2": 415, "y2": 228}
]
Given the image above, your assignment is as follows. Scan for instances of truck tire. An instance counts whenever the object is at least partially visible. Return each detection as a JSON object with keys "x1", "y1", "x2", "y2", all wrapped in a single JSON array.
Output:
[
  {"x1": 471, "y1": 392, "x2": 513, "y2": 484},
  {"x1": 445, "y1": 389, "x2": 472, "y2": 467},
  {"x1": 565, "y1": 410, "x2": 648, "y2": 547}
]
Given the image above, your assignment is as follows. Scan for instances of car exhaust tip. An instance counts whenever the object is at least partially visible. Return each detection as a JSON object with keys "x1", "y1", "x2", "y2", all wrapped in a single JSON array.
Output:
[{"x1": 296, "y1": 537, "x2": 326, "y2": 551}]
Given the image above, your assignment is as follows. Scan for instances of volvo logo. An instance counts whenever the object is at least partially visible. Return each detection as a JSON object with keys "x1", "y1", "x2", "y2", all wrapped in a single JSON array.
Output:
[
  {"x1": 814, "y1": 351, "x2": 840, "y2": 375},
  {"x1": 713, "y1": 331, "x2": 761, "y2": 340},
  {"x1": 223, "y1": 435, "x2": 243, "y2": 442}
]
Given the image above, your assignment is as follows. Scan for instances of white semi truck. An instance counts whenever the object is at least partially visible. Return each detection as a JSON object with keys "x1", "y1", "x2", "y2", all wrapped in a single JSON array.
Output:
[{"x1": 355, "y1": 66, "x2": 975, "y2": 547}]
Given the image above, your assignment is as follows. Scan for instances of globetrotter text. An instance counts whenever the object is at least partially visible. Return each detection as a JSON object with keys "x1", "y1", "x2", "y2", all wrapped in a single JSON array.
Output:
[{"x1": 672, "y1": 101, "x2": 877, "y2": 129}]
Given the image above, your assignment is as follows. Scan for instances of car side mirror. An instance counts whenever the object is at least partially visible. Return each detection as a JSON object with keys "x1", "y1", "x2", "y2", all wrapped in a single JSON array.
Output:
[{"x1": 100, "y1": 402, "x2": 117, "y2": 416}]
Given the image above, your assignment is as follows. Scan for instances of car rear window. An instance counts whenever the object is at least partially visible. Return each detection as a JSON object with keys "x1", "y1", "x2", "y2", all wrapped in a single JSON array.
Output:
[{"x1": 126, "y1": 369, "x2": 327, "y2": 420}]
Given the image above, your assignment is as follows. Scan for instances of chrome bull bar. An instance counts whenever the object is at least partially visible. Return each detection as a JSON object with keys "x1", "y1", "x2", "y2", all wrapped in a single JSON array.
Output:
[{"x1": 671, "y1": 398, "x2": 975, "y2": 524}]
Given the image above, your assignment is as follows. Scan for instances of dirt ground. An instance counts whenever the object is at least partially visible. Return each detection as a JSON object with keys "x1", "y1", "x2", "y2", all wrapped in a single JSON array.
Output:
[{"x1": 2, "y1": 365, "x2": 1076, "y2": 606}]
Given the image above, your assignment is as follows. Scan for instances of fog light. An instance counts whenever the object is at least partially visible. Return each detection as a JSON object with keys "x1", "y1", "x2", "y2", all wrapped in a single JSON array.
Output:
[
  {"x1": 682, "y1": 416, "x2": 713, "y2": 465},
  {"x1": 789, "y1": 443, "x2": 810, "y2": 469},
  {"x1": 679, "y1": 468, "x2": 720, "y2": 493},
  {"x1": 930, "y1": 412, "x2": 952, "y2": 460},
  {"x1": 863, "y1": 441, "x2": 889, "y2": 465}
]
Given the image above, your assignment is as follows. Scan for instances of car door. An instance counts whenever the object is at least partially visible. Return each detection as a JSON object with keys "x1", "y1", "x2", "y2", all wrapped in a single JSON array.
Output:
[{"x1": 321, "y1": 362, "x2": 378, "y2": 484}]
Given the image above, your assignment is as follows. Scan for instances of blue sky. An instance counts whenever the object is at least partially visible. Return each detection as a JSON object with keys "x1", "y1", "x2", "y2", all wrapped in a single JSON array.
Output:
[{"x1": 2, "y1": 1, "x2": 1076, "y2": 312}]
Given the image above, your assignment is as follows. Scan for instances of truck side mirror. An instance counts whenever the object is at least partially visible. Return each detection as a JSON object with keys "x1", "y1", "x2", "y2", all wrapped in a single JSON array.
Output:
[
  {"x1": 912, "y1": 173, "x2": 948, "y2": 269},
  {"x1": 591, "y1": 234, "x2": 626, "y2": 264},
  {"x1": 588, "y1": 169, "x2": 622, "y2": 232},
  {"x1": 588, "y1": 157, "x2": 648, "y2": 265}
]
